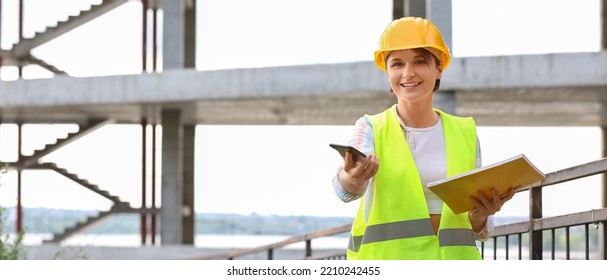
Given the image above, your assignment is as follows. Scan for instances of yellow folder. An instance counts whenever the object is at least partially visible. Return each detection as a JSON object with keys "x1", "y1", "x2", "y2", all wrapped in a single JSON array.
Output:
[{"x1": 427, "y1": 154, "x2": 545, "y2": 214}]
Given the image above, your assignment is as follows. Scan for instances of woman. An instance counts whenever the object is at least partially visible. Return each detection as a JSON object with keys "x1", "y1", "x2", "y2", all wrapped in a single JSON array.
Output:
[{"x1": 332, "y1": 17, "x2": 515, "y2": 260}]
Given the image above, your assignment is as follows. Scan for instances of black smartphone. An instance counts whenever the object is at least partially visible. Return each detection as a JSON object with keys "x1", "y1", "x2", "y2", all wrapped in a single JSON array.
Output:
[{"x1": 329, "y1": 143, "x2": 367, "y2": 162}]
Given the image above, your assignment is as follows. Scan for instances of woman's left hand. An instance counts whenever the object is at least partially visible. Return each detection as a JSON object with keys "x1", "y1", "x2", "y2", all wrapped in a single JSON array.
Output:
[
  {"x1": 470, "y1": 188, "x2": 516, "y2": 218},
  {"x1": 468, "y1": 188, "x2": 516, "y2": 234}
]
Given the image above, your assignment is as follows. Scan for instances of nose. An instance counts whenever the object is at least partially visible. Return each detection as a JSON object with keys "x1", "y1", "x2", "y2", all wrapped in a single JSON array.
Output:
[{"x1": 403, "y1": 64, "x2": 416, "y2": 79}]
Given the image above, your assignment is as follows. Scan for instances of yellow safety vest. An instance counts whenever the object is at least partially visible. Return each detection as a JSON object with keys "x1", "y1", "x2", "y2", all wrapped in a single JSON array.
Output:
[{"x1": 346, "y1": 105, "x2": 482, "y2": 260}]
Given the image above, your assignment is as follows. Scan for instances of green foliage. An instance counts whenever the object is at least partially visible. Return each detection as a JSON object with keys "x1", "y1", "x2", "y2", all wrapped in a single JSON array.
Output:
[
  {"x1": 0, "y1": 166, "x2": 27, "y2": 260},
  {"x1": 0, "y1": 215, "x2": 26, "y2": 260}
]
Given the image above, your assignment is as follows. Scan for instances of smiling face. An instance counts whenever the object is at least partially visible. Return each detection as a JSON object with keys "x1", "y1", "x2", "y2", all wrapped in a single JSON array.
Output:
[{"x1": 385, "y1": 48, "x2": 443, "y2": 104}]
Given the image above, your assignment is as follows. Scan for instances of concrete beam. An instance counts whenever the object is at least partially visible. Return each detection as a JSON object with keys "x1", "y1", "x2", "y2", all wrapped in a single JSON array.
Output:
[
  {"x1": 0, "y1": 63, "x2": 385, "y2": 106},
  {"x1": 457, "y1": 87, "x2": 607, "y2": 126},
  {"x1": 1, "y1": 52, "x2": 607, "y2": 126},
  {"x1": 1, "y1": 52, "x2": 607, "y2": 109},
  {"x1": 446, "y1": 52, "x2": 607, "y2": 89}
]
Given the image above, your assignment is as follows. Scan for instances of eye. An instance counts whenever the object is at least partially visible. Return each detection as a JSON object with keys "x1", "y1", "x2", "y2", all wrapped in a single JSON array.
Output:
[
  {"x1": 390, "y1": 61, "x2": 403, "y2": 68},
  {"x1": 414, "y1": 59, "x2": 427, "y2": 64}
]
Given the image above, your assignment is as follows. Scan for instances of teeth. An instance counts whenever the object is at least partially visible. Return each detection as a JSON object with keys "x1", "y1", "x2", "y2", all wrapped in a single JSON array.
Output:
[{"x1": 401, "y1": 82, "x2": 420, "y2": 87}]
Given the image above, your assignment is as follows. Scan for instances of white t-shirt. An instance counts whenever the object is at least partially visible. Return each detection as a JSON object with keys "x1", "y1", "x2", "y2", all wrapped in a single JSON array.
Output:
[{"x1": 407, "y1": 117, "x2": 447, "y2": 214}]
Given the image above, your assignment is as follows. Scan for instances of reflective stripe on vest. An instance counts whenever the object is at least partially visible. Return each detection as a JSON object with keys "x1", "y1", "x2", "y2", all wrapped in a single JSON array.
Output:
[
  {"x1": 348, "y1": 219, "x2": 476, "y2": 252},
  {"x1": 438, "y1": 228, "x2": 476, "y2": 247}
]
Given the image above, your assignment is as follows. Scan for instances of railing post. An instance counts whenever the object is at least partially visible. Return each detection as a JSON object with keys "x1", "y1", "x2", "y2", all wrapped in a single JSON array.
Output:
[
  {"x1": 585, "y1": 224, "x2": 590, "y2": 260},
  {"x1": 267, "y1": 249, "x2": 273, "y2": 260},
  {"x1": 529, "y1": 186, "x2": 543, "y2": 259},
  {"x1": 305, "y1": 239, "x2": 312, "y2": 258},
  {"x1": 505, "y1": 235, "x2": 509, "y2": 260},
  {"x1": 551, "y1": 229, "x2": 556, "y2": 260},
  {"x1": 518, "y1": 233, "x2": 522, "y2": 260},
  {"x1": 492, "y1": 237, "x2": 497, "y2": 260},
  {"x1": 603, "y1": 221, "x2": 607, "y2": 260},
  {"x1": 601, "y1": 125, "x2": 607, "y2": 259},
  {"x1": 565, "y1": 226, "x2": 571, "y2": 260}
]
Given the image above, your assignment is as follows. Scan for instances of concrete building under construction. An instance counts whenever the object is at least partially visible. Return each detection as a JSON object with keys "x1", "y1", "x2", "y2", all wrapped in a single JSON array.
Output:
[{"x1": 0, "y1": 0, "x2": 606, "y2": 259}]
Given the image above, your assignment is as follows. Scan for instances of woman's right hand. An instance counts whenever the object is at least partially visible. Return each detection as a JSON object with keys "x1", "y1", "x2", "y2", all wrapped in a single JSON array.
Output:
[{"x1": 338, "y1": 151, "x2": 380, "y2": 194}]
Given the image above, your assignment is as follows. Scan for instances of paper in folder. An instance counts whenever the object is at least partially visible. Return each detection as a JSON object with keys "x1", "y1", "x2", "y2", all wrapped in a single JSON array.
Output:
[{"x1": 427, "y1": 154, "x2": 545, "y2": 214}]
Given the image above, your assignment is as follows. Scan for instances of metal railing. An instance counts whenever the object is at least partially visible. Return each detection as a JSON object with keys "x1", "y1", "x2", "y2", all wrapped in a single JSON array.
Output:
[
  {"x1": 481, "y1": 157, "x2": 607, "y2": 260},
  {"x1": 192, "y1": 158, "x2": 607, "y2": 260},
  {"x1": 481, "y1": 209, "x2": 606, "y2": 260},
  {"x1": 190, "y1": 224, "x2": 351, "y2": 260}
]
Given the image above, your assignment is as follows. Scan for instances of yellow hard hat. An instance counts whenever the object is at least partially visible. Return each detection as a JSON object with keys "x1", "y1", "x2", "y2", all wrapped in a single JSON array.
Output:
[{"x1": 374, "y1": 17, "x2": 451, "y2": 72}]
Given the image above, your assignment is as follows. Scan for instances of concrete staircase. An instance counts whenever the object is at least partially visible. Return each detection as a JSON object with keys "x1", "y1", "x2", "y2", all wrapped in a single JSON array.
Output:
[
  {"x1": 8, "y1": 0, "x2": 129, "y2": 72},
  {"x1": 39, "y1": 201, "x2": 156, "y2": 244},
  {"x1": 44, "y1": 209, "x2": 115, "y2": 244},
  {"x1": 39, "y1": 203, "x2": 157, "y2": 243},
  {"x1": 1, "y1": 118, "x2": 151, "y2": 243},
  {"x1": 18, "y1": 118, "x2": 114, "y2": 168},
  {"x1": 22, "y1": 54, "x2": 67, "y2": 75},
  {"x1": 32, "y1": 162, "x2": 128, "y2": 205}
]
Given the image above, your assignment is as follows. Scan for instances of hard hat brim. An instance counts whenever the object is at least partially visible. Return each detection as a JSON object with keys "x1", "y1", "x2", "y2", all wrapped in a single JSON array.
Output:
[{"x1": 374, "y1": 45, "x2": 450, "y2": 72}]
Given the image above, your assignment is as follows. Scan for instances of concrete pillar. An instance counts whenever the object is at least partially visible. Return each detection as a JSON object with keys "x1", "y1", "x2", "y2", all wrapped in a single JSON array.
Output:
[
  {"x1": 393, "y1": 0, "x2": 405, "y2": 19},
  {"x1": 161, "y1": 0, "x2": 196, "y2": 69},
  {"x1": 181, "y1": 124, "x2": 196, "y2": 245},
  {"x1": 160, "y1": 109, "x2": 183, "y2": 244},
  {"x1": 406, "y1": 0, "x2": 427, "y2": 18},
  {"x1": 428, "y1": 0, "x2": 452, "y2": 51},
  {"x1": 393, "y1": 0, "x2": 427, "y2": 20},
  {"x1": 392, "y1": 1, "x2": 452, "y2": 54},
  {"x1": 427, "y1": 1, "x2": 454, "y2": 115},
  {"x1": 602, "y1": 0, "x2": 606, "y2": 50},
  {"x1": 391, "y1": 0, "x2": 452, "y2": 52},
  {"x1": 184, "y1": 1, "x2": 196, "y2": 68}
]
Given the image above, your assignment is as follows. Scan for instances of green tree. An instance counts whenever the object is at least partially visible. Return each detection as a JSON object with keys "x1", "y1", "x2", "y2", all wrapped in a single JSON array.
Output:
[{"x1": 0, "y1": 165, "x2": 27, "y2": 260}]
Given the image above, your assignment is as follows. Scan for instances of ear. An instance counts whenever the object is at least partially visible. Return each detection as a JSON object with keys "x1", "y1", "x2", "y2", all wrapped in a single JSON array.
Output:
[{"x1": 436, "y1": 65, "x2": 443, "y2": 79}]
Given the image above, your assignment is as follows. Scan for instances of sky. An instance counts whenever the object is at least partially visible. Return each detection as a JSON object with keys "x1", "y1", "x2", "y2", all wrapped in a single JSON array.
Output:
[{"x1": 0, "y1": 0, "x2": 604, "y2": 221}]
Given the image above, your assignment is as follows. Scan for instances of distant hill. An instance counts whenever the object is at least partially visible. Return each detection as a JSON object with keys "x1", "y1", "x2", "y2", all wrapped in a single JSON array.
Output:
[
  {"x1": 1, "y1": 207, "x2": 531, "y2": 236},
  {"x1": 0, "y1": 207, "x2": 354, "y2": 236}
]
